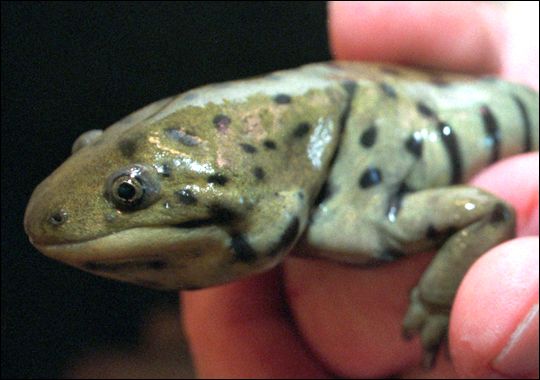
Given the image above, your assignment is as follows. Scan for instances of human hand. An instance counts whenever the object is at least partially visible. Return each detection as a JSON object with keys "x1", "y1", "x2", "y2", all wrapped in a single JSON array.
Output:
[{"x1": 182, "y1": 2, "x2": 539, "y2": 378}]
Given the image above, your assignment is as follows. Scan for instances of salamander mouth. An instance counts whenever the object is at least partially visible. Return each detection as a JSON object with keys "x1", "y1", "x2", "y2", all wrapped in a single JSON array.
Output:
[{"x1": 31, "y1": 225, "x2": 228, "y2": 264}]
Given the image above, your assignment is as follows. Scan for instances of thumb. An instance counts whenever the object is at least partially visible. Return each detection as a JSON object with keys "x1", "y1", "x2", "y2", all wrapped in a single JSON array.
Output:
[{"x1": 451, "y1": 237, "x2": 539, "y2": 378}]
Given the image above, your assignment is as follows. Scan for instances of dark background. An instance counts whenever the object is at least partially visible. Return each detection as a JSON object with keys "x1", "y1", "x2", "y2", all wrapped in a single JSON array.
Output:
[{"x1": 1, "y1": 2, "x2": 329, "y2": 378}]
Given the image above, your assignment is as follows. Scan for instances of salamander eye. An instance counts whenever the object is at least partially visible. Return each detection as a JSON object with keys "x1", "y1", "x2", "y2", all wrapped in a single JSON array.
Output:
[{"x1": 105, "y1": 164, "x2": 160, "y2": 211}]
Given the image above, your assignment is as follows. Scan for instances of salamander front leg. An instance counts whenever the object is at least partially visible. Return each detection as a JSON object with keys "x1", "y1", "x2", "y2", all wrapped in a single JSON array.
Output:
[{"x1": 383, "y1": 185, "x2": 516, "y2": 368}]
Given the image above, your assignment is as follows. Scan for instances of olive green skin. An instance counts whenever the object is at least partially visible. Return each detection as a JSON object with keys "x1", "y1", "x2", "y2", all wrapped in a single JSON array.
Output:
[{"x1": 24, "y1": 62, "x2": 539, "y2": 365}]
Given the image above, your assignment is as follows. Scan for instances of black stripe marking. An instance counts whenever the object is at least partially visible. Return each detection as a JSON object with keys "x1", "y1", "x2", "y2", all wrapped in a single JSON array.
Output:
[
  {"x1": 175, "y1": 188, "x2": 198, "y2": 205},
  {"x1": 312, "y1": 81, "x2": 357, "y2": 208},
  {"x1": 268, "y1": 217, "x2": 300, "y2": 256},
  {"x1": 230, "y1": 234, "x2": 258, "y2": 262},
  {"x1": 405, "y1": 131, "x2": 423, "y2": 158},
  {"x1": 437, "y1": 121, "x2": 462, "y2": 184},
  {"x1": 512, "y1": 95, "x2": 533, "y2": 152},
  {"x1": 208, "y1": 205, "x2": 237, "y2": 224},
  {"x1": 426, "y1": 225, "x2": 458, "y2": 241},
  {"x1": 386, "y1": 183, "x2": 411, "y2": 222},
  {"x1": 417, "y1": 102, "x2": 436, "y2": 118},
  {"x1": 379, "y1": 82, "x2": 397, "y2": 98},
  {"x1": 173, "y1": 205, "x2": 236, "y2": 228},
  {"x1": 480, "y1": 105, "x2": 500, "y2": 163}
]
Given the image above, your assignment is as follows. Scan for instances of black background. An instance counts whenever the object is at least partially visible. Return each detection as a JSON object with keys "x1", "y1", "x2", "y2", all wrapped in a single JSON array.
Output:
[{"x1": 1, "y1": 2, "x2": 329, "y2": 378}]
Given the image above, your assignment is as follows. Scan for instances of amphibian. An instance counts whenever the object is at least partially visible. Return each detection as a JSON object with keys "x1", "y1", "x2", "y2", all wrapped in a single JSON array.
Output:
[{"x1": 24, "y1": 62, "x2": 539, "y2": 366}]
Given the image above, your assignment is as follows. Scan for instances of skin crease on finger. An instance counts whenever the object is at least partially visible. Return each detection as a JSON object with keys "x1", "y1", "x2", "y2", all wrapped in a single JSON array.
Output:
[
  {"x1": 451, "y1": 238, "x2": 539, "y2": 379},
  {"x1": 182, "y1": 2, "x2": 539, "y2": 378}
]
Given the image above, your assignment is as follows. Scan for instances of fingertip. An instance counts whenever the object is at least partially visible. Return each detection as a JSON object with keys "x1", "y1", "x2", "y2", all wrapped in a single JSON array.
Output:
[
  {"x1": 450, "y1": 237, "x2": 539, "y2": 378},
  {"x1": 328, "y1": 1, "x2": 504, "y2": 73},
  {"x1": 471, "y1": 152, "x2": 539, "y2": 236}
]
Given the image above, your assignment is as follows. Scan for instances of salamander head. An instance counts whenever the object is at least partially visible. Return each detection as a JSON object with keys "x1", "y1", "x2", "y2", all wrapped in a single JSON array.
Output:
[{"x1": 24, "y1": 101, "x2": 277, "y2": 290}]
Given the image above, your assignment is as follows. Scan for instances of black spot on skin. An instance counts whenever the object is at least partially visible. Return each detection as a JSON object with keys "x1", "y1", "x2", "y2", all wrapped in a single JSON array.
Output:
[
  {"x1": 511, "y1": 95, "x2": 533, "y2": 153},
  {"x1": 360, "y1": 125, "x2": 377, "y2": 148},
  {"x1": 252, "y1": 167, "x2": 265, "y2": 180},
  {"x1": 273, "y1": 94, "x2": 292, "y2": 104},
  {"x1": 480, "y1": 105, "x2": 500, "y2": 163},
  {"x1": 405, "y1": 131, "x2": 423, "y2": 158},
  {"x1": 379, "y1": 249, "x2": 406, "y2": 261},
  {"x1": 269, "y1": 217, "x2": 300, "y2": 256},
  {"x1": 213, "y1": 114, "x2": 231, "y2": 132},
  {"x1": 417, "y1": 102, "x2": 436, "y2": 118},
  {"x1": 263, "y1": 139, "x2": 277, "y2": 150},
  {"x1": 207, "y1": 174, "x2": 229, "y2": 186},
  {"x1": 359, "y1": 167, "x2": 383, "y2": 188},
  {"x1": 157, "y1": 163, "x2": 172, "y2": 177},
  {"x1": 293, "y1": 122, "x2": 311, "y2": 138},
  {"x1": 175, "y1": 188, "x2": 197, "y2": 205},
  {"x1": 118, "y1": 138, "x2": 137, "y2": 158},
  {"x1": 165, "y1": 128, "x2": 200, "y2": 146},
  {"x1": 490, "y1": 203, "x2": 511, "y2": 224},
  {"x1": 230, "y1": 234, "x2": 257, "y2": 263},
  {"x1": 379, "y1": 82, "x2": 397, "y2": 98},
  {"x1": 240, "y1": 143, "x2": 257, "y2": 154}
]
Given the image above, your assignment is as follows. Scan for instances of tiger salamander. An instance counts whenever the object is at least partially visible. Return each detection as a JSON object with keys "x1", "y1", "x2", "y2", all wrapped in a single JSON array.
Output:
[{"x1": 24, "y1": 62, "x2": 539, "y2": 366}]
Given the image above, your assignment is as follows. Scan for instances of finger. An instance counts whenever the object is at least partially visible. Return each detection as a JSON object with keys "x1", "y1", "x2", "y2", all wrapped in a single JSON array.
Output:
[
  {"x1": 328, "y1": 1, "x2": 504, "y2": 73},
  {"x1": 471, "y1": 152, "x2": 539, "y2": 236},
  {"x1": 181, "y1": 267, "x2": 329, "y2": 379},
  {"x1": 450, "y1": 237, "x2": 539, "y2": 378},
  {"x1": 499, "y1": 2, "x2": 539, "y2": 89},
  {"x1": 284, "y1": 253, "x2": 429, "y2": 378}
]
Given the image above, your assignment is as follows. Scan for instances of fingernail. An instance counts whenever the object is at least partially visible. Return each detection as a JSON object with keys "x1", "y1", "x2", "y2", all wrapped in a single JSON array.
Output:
[{"x1": 492, "y1": 303, "x2": 539, "y2": 378}]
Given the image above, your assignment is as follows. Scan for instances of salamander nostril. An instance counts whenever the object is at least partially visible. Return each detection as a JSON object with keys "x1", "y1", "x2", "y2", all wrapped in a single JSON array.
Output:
[{"x1": 48, "y1": 210, "x2": 67, "y2": 226}]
